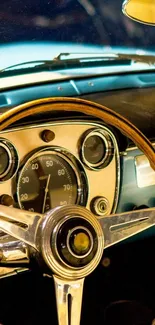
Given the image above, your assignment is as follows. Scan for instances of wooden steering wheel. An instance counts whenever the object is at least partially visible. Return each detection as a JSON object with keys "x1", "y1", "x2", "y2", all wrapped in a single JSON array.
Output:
[{"x1": 0, "y1": 97, "x2": 154, "y2": 325}]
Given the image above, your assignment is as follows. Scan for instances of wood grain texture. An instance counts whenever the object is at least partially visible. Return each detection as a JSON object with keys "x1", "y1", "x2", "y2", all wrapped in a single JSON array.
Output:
[{"x1": 0, "y1": 97, "x2": 154, "y2": 170}]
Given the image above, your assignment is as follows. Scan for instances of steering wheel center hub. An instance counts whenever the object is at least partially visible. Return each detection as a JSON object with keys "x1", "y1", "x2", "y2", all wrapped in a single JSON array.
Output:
[
  {"x1": 39, "y1": 205, "x2": 104, "y2": 279},
  {"x1": 55, "y1": 218, "x2": 98, "y2": 267}
]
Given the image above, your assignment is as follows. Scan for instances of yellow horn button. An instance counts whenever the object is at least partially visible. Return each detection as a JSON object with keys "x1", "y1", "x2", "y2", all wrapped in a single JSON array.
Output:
[{"x1": 73, "y1": 232, "x2": 90, "y2": 253}]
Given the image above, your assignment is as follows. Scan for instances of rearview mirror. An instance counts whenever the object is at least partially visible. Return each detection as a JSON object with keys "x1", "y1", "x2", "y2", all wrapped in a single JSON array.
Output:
[{"x1": 122, "y1": 0, "x2": 155, "y2": 25}]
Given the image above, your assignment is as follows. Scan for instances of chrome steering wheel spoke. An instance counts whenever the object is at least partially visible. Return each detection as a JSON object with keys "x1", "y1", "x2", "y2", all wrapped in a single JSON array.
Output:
[
  {"x1": 0, "y1": 204, "x2": 155, "y2": 325},
  {"x1": 53, "y1": 275, "x2": 84, "y2": 325},
  {"x1": 0, "y1": 204, "x2": 42, "y2": 250},
  {"x1": 101, "y1": 207, "x2": 155, "y2": 248}
]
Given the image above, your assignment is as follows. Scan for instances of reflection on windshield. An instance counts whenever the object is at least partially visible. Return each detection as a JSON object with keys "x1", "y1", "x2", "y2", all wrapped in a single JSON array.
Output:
[{"x1": 0, "y1": 0, "x2": 154, "y2": 48}]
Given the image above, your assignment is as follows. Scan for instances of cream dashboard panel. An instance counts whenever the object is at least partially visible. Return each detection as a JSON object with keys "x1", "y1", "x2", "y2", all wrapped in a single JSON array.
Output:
[{"x1": 0, "y1": 120, "x2": 120, "y2": 216}]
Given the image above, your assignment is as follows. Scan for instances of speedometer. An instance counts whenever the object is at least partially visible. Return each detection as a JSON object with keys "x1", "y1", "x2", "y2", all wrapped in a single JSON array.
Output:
[{"x1": 17, "y1": 148, "x2": 87, "y2": 213}]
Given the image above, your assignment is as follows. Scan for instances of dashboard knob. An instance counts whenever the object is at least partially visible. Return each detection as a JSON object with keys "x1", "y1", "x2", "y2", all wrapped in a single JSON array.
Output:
[
  {"x1": 41, "y1": 129, "x2": 55, "y2": 142},
  {"x1": 91, "y1": 196, "x2": 110, "y2": 216},
  {"x1": 0, "y1": 194, "x2": 14, "y2": 207}
]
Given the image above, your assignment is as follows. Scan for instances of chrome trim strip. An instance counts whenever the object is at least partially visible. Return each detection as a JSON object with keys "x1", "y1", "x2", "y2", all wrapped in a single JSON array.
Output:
[
  {"x1": 126, "y1": 142, "x2": 155, "y2": 152},
  {"x1": 126, "y1": 145, "x2": 140, "y2": 151}
]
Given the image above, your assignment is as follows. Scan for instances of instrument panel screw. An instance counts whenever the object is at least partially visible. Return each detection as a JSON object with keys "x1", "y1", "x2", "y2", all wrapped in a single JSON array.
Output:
[
  {"x1": 88, "y1": 82, "x2": 94, "y2": 87},
  {"x1": 58, "y1": 86, "x2": 63, "y2": 91}
]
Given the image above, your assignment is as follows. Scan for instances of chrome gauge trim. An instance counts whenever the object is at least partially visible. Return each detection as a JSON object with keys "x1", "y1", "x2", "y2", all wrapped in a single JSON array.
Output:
[
  {"x1": 0, "y1": 138, "x2": 19, "y2": 182},
  {"x1": 17, "y1": 146, "x2": 88, "y2": 211},
  {"x1": 80, "y1": 128, "x2": 114, "y2": 170},
  {"x1": 0, "y1": 142, "x2": 12, "y2": 179}
]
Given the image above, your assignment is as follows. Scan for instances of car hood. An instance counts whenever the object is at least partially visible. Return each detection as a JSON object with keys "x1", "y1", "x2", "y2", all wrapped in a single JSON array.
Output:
[{"x1": 0, "y1": 41, "x2": 153, "y2": 70}]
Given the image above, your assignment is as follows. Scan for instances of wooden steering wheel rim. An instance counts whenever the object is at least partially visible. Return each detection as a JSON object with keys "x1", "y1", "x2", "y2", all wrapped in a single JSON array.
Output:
[{"x1": 0, "y1": 97, "x2": 155, "y2": 170}]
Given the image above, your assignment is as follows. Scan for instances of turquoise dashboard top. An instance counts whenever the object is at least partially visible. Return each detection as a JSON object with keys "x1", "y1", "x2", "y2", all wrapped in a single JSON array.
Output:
[{"x1": 1, "y1": 72, "x2": 155, "y2": 110}]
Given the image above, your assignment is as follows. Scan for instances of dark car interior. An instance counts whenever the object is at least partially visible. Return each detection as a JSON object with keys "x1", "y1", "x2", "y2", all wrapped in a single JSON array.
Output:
[{"x1": 0, "y1": 1, "x2": 155, "y2": 325}]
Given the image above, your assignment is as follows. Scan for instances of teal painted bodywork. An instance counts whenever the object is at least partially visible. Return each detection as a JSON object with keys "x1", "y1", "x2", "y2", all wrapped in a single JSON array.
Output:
[
  {"x1": 117, "y1": 149, "x2": 155, "y2": 213},
  {"x1": 1, "y1": 72, "x2": 155, "y2": 109},
  {"x1": 116, "y1": 149, "x2": 155, "y2": 241}
]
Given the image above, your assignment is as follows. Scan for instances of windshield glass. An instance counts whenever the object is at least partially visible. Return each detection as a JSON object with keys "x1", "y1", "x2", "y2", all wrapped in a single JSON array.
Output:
[{"x1": 1, "y1": 0, "x2": 154, "y2": 49}]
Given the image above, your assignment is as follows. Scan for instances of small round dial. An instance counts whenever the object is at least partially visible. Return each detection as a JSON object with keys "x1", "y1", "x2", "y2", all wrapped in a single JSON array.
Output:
[
  {"x1": 81, "y1": 128, "x2": 114, "y2": 170},
  {"x1": 17, "y1": 148, "x2": 87, "y2": 213},
  {"x1": 0, "y1": 145, "x2": 10, "y2": 176},
  {"x1": 0, "y1": 139, "x2": 19, "y2": 182},
  {"x1": 83, "y1": 135, "x2": 106, "y2": 165}
]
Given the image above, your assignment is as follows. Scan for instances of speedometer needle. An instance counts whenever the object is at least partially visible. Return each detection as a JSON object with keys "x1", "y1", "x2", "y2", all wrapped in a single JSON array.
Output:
[{"x1": 42, "y1": 174, "x2": 51, "y2": 213}]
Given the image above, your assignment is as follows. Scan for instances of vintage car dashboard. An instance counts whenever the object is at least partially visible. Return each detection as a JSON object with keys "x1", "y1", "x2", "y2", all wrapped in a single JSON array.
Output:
[
  {"x1": 0, "y1": 70, "x2": 155, "y2": 324},
  {"x1": 0, "y1": 119, "x2": 119, "y2": 218},
  {"x1": 0, "y1": 82, "x2": 155, "y2": 220},
  {"x1": 0, "y1": 81, "x2": 155, "y2": 280}
]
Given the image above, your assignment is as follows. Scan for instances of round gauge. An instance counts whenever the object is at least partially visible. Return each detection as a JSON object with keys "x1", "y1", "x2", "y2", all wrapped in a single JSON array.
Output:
[
  {"x1": 83, "y1": 135, "x2": 106, "y2": 165},
  {"x1": 0, "y1": 144, "x2": 11, "y2": 176},
  {"x1": 17, "y1": 148, "x2": 87, "y2": 213},
  {"x1": 0, "y1": 139, "x2": 19, "y2": 182},
  {"x1": 81, "y1": 128, "x2": 114, "y2": 170}
]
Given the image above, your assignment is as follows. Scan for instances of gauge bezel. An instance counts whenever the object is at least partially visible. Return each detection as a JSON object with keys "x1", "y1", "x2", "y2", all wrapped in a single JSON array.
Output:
[
  {"x1": 80, "y1": 128, "x2": 114, "y2": 170},
  {"x1": 17, "y1": 146, "x2": 88, "y2": 211},
  {"x1": 0, "y1": 138, "x2": 19, "y2": 182}
]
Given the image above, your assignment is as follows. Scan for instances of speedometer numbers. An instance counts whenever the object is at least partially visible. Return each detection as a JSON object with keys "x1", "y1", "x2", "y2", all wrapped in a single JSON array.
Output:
[{"x1": 17, "y1": 148, "x2": 88, "y2": 213}]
